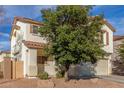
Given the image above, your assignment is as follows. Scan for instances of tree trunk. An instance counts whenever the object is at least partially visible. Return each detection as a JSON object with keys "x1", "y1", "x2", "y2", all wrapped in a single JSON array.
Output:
[
  {"x1": 64, "y1": 71, "x2": 69, "y2": 81},
  {"x1": 64, "y1": 63, "x2": 70, "y2": 81}
]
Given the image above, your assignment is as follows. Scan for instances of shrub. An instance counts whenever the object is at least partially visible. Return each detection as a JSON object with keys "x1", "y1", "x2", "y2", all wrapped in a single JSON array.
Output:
[
  {"x1": 56, "y1": 72, "x2": 64, "y2": 78},
  {"x1": 38, "y1": 72, "x2": 49, "y2": 80}
]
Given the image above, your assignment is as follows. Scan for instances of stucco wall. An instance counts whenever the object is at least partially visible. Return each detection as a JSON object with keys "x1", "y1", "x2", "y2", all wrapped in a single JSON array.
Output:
[
  {"x1": 111, "y1": 39, "x2": 124, "y2": 61},
  {"x1": 44, "y1": 61, "x2": 56, "y2": 77},
  {"x1": 95, "y1": 59, "x2": 109, "y2": 75},
  {"x1": 16, "y1": 21, "x2": 27, "y2": 40},
  {"x1": 21, "y1": 44, "x2": 28, "y2": 77},
  {"x1": 102, "y1": 24, "x2": 113, "y2": 54},
  {"x1": 0, "y1": 54, "x2": 4, "y2": 62},
  {"x1": 27, "y1": 48, "x2": 37, "y2": 77},
  {"x1": 21, "y1": 43, "x2": 38, "y2": 77},
  {"x1": 11, "y1": 31, "x2": 16, "y2": 60},
  {"x1": 25, "y1": 24, "x2": 47, "y2": 44},
  {"x1": 11, "y1": 21, "x2": 26, "y2": 61}
]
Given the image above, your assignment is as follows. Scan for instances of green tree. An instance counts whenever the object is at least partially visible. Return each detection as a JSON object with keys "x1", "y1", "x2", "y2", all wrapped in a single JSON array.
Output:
[
  {"x1": 118, "y1": 41, "x2": 124, "y2": 63},
  {"x1": 112, "y1": 41, "x2": 124, "y2": 75},
  {"x1": 39, "y1": 5, "x2": 105, "y2": 80}
]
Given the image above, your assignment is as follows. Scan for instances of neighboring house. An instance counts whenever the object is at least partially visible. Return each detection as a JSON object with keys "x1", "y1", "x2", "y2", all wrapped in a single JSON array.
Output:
[
  {"x1": 0, "y1": 51, "x2": 11, "y2": 73},
  {"x1": 111, "y1": 35, "x2": 124, "y2": 62},
  {"x1": 0, "y1": 51, "x2": 10, "y2": 62},
  {"x1": 111, "y1": 35, "x2": 124, "y2": 75},
  {"x1": 10, "y1": 17, "x2": 115, "y2": 78},
  {"x1": 97, "y1": 20, "x2": 115, "y2": 75},
  {"x1": 111, "y1": 35, "x2": 124, "y2": 61}
]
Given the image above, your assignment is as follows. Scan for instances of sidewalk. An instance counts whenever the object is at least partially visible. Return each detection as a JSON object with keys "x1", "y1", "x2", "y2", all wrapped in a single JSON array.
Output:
[{"x1": 98, "y1": 75, "x2": 124, "y2": 84}]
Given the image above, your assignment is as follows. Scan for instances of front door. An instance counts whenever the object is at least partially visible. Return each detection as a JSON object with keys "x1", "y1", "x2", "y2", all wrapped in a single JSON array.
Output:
[{"x1": 37, "y1": 56, "x2": 47, "y2": 74}]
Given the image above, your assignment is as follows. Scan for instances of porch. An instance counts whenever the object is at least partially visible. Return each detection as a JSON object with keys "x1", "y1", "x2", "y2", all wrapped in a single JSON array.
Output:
[{"x1": 23, "y1": 48, "x2": 56, "y2": 78}]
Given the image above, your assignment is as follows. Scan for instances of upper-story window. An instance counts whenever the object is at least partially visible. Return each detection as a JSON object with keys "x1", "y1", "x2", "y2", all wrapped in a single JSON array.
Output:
[
  {"x1": 102, "y1": 30, "x2": 109, "y2": 46},
  {"x1": 30, "y1": 24, "x2": 40, "y2": 35},
  {"x1": 14, "y1": 31, "x2": 16, "y2": 37},
  {"x1": 33, "y1": 25, "x2": 39, "y2": 34}
]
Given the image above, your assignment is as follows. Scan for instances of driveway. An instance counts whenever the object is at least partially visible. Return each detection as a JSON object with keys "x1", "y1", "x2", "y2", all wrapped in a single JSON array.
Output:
[
  {"x1": 99, "y1": 75, "x2": 124, "y2": 83},
  {"x1": 0, "y1": 78, "x2": 124, "y2": 88}
]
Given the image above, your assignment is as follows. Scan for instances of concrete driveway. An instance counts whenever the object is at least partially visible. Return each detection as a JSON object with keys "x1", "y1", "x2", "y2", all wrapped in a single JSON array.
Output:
[{"x1": 99, "y1": 75, "x2": 124, "y2": 84}]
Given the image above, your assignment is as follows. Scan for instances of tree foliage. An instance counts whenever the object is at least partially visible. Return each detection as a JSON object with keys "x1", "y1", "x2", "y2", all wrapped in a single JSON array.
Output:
[
  {"x1": 39, "y1": 5, "x2": 105, "y2": 74},
  {"x1": 118, "y1": 41, "x2": 124, "y2": 63},
  {"x1": 112, "y1": 41, "x2": 124, "y2": 75}
]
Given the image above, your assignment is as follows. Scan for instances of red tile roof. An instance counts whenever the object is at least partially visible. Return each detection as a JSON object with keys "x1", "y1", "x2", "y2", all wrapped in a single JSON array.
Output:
[
  {"x1": 11, "y1": 16, "x2": 116, "y2": 40},
  {"x1": 0, "y1": 51, "x2": 10, "y2": 54},
  {"x1": 3, "y1": 57, "x2": 11, "y2": 62},
  {"x1": 113, "y1": 35, "x2": 124, "y2": 41},
  {"x1": 22, "y1": 40, "x2": 45, "y2": 49},
  {"x1": 10, "y1": 16, "x2": 44, "y2": 40}
]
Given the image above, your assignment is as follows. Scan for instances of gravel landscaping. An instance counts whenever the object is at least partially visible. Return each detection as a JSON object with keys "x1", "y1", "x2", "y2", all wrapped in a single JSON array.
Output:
[{"x1": 0, "y1": 78, "x2": 124, "y2": 88}]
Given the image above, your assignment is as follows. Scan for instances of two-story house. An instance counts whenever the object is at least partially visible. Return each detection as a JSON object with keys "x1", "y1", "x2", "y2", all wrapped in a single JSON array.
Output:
[
  {"x1": 10, "y1": 17, "x2": 56, "y2": 78},
  {"x1": 112, "y1": 35, "x2": 124, "y2": 61},
  {"x1": 94, "y1": 19, "x2": 115, "y2": 76},
  {"x1": 10, "y1": 17, "x2": 115, "y2": 78}
]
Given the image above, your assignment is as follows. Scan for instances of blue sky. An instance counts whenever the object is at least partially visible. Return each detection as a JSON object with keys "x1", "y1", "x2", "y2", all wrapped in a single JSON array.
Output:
[{"x1": 0, "y1": 5, "x2": 124, "y2": 51}]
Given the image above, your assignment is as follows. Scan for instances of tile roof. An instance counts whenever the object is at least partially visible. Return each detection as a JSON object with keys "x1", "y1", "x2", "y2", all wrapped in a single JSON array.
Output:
[
  {"x1": 0, "y1": 51, "x2": 10, "y2": 54},
  {"x1": 10, "y1": 16, "x2": 44, "y2": 40},
  {"x1": 10, "y1": 16, "x2": 116, "y2": 40},
  {"x1": 22, "y1": 40, "x2": 45, "y2": 49},
  {"x1": 3, "y1": 57, "x2": 11, "y2": 62},
  {"x1": 103, "y1": 19, "x2": 116, "y2": 32},
  {"x1": 113, "y1": 35, "x2": 124, "y2": 41},
  {"x1": 90, "y1": 16, "x2": 116, "y2": 32}
]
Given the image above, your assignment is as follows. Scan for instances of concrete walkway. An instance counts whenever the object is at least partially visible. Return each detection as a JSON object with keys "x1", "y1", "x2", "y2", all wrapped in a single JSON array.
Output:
[{"x1": 98, "y1": 75, "x2": 124, "y2": 84}]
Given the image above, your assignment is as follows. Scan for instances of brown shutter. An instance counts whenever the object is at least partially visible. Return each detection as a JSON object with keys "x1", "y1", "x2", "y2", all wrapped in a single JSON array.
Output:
[
  {"x1": 14, "y1": 25, "x2": 20, "y2": 30},
  {"x1": 98, "y1": 32, "x2": 102, "y2": 43},
  {"x1": 106, "y1": 31, "x2": 109, "y2": 45},
  {"x1": 14, "y1": 31, "x2": 16, "y2": 37},
  {"x1": 30, "y1": 24, "x2": 33, "y2": 33}
]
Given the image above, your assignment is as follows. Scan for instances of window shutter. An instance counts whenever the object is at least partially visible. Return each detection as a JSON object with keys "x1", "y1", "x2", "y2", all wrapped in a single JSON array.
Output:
[
  {"x1": 98, "y1": 32, "x2": 102, "y2": 44},
  {"x1": 30, "y1": 24, "x2": 33, "y2": 33},
  {"x1": 106, "y1": 31, "x2": 109, "y2": 45},
  {"x1": 14, "y1": 31, "x2": 16, "y2": 37}
]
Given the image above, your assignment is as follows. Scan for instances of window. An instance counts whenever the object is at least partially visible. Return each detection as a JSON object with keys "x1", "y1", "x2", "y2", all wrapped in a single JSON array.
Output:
[
  {"x1": 98, "y1": 32, "x2": 103, "y2": 44},
  {"x1": 102, "y1": 30, "x2": 109, "y2": 46},
  {"x1": 30, "y1": 25, "x2": 39, "y2": 34},
  {"x1": 106, "y1": 31, "x2": 109, "y2": 45},
  {"x1": 14, "y1": 31, "x2": 16, "y2": 37},
  {"x1": 37, "y1": 56, "x2": 47, "y2": 64},
  {"x1": 33, "y1": 25, "x2": 38, "y2": 34}
]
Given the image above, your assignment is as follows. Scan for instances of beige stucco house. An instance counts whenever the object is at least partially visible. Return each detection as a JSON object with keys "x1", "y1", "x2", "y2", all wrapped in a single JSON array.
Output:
[
  {"x1": 0, "y1": 51, "x2": 11, "y2": 75},
  {"x1": 10, "y1": 16, "x2": 115, "y2": 78},
  {"x1": 0, "y1": 51, "x2": 10, "y2": 62},
  {"x1": 111, "y1": 35, "x2": 124, "y2": 75},
  {"x1": 10, "y1": 17, "x2": 56, "y2": 78},
  {"x1": 94, "y1": 20, "x2": 115, "y2": 76},
  {"x1": 111, "y1": 35, "x2": 124, "y2": 61}
]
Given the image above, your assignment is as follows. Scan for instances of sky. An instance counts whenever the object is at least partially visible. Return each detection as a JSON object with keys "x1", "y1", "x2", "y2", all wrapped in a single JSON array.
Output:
[{"x1": 0, "y1": 5, "x2": 124, "y2": 51}]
